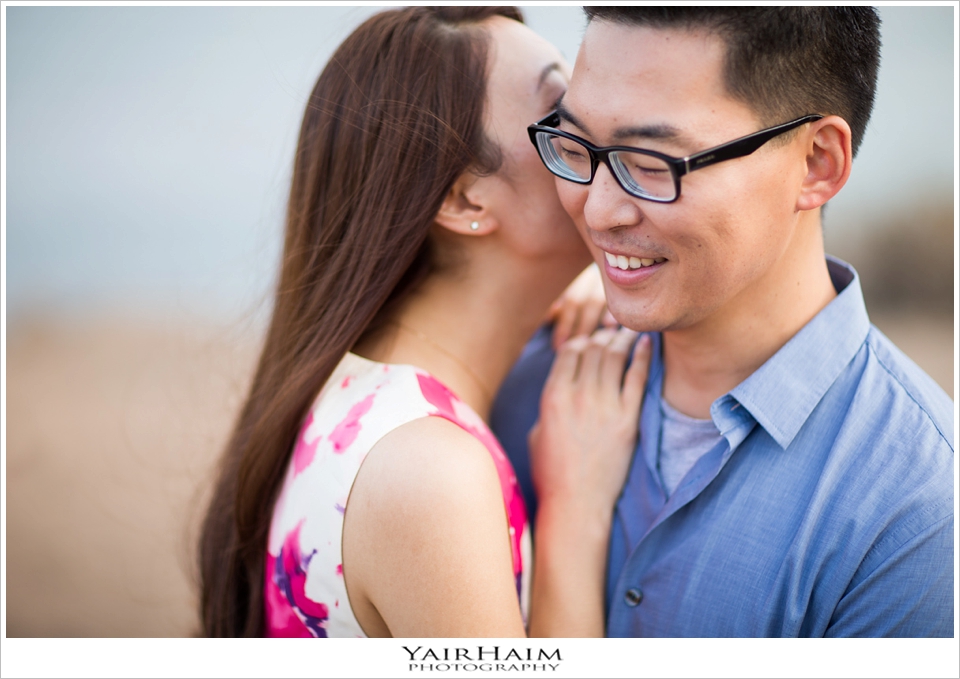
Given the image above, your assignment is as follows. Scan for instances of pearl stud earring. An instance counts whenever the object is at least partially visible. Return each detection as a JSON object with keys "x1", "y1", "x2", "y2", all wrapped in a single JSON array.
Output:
[{"x1": 470, "y1": 221, "x2": 480, "y2": 231}]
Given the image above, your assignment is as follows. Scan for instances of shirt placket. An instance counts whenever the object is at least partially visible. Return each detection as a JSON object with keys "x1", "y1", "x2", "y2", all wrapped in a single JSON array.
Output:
[{"x1": 608, "y1": 377, "x2": 758, "y2": 632}]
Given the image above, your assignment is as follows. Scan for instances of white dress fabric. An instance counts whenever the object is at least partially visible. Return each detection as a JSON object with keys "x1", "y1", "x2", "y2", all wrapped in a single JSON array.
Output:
[{"x1": 264, "y1": 352, "x2": 531, "y2": 637}]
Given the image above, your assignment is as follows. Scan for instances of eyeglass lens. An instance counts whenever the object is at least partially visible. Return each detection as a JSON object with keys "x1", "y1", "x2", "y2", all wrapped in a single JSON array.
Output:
[{"x1": 536, "y1": 132, "x2": 676, "y2": 201}]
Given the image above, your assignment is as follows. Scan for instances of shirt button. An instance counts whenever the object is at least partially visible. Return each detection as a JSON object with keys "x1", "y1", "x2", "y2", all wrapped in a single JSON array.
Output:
[{"x1": 624, "y1": 588, "x2": 643, "y2": 607}]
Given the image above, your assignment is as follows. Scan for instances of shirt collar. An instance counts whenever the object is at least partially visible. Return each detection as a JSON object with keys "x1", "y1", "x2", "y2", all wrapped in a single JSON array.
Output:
[{"x1": 724, "y1": 256, "x2": 870, "y2": 449}]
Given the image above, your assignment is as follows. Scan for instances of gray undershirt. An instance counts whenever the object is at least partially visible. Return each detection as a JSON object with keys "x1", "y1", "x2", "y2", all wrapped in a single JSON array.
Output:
[{"x1": 657, "y1": 398, "x2": 723, "y2": 498}]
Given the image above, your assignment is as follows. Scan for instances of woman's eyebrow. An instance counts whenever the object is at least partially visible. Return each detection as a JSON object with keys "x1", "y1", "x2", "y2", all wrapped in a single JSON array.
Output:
[{"x1": 537, "y1": 62, "x2": 562, "y2": 89}]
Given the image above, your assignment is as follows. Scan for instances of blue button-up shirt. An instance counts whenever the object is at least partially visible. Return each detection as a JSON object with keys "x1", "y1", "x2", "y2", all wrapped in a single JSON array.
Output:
[{"x1": 490, "y1": 258, "x2": 954, "y2": 637}]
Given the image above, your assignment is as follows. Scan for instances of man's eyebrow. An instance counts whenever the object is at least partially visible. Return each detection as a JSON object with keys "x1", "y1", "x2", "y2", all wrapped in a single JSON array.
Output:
[
  {"x1": 556, "y1": 99, "x2": 696, "y2": 149},
  {"x1": 611, "y1": 123, "x2": 690, "y2": 146},
  {"x1": 555, "y1": 99, "x2": 590, "y2": 134}
]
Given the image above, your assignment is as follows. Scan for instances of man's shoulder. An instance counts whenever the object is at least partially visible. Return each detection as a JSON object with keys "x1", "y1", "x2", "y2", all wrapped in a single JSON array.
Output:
[
  {"x1": 798, "y1": 321, "x2": 954, "y2": 523},
  {"x1": 859, "y1": 324, "x2": 954, "y2": 450},
  {"x1": 812, "y1": 323, "x2": 955, "y2": 545}
]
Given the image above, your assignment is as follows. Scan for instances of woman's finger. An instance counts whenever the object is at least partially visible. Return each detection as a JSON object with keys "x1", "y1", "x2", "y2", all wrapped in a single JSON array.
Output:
[
  {"x1": 600, "y1": 327, "x2": 639, "y2": 391},
  {"x1": 545, "y1": 296, "x2": 563, "y2": 321},
  {"x1": 621, "y1": 333, "x2": 652, "y2": 411},
  {"x1": 551, "y1": 302, "x2": 581, "y2": 350},
  {"x1": 572, "y1": 298, "x2": 608, "y2": 340},
  {"x1": 549, "y1": 263, "x2": 606, "y2": 349},
  {"x1": 546, "y1": 335, "x2": 588, "y2": 388},
  {"x1": 577, "y1": 328, "x2": 616, "y2": 388}
]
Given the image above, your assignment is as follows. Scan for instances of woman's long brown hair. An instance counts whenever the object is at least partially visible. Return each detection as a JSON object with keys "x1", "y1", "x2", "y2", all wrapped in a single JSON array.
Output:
[{"x1": 199, "y1": 6, "x2": 524, "y2": 637}]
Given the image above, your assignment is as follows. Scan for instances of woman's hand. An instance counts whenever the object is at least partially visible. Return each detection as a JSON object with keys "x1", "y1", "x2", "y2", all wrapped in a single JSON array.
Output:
[
  {"x1": 525, "y1": 327, "x2": 651, "y2": 637},
  {"x1": 545, "y1": 263, "x2": 617, "y2": 350},
  {"x1": 529, "y1": 327, "x2": 651, "y2": 522}
]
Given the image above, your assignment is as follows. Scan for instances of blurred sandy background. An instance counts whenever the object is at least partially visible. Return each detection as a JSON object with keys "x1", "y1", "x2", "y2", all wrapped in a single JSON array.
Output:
[{"x1": 3, "y1": 6, "x2": 956, "y2": 637}]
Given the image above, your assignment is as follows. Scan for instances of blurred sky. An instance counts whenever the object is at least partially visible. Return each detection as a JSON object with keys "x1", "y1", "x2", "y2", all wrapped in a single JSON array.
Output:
[{"x1": 4, "y1": 5, "x2": 956, "y2": 323}]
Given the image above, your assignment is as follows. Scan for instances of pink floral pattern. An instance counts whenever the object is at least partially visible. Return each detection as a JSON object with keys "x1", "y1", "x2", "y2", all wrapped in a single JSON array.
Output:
[
  {"x1": 292, "y1": 412, "x2": 320, "y2": 475},
  {"x1": 264, "y1": 353, "x2": 530, "y2": 637},
  {"x1": 265, "y1": 521, "x2": 329, "y2": 637},
  {"x1": 329, "y1": 393, "x2": 375, "y2": 453}
]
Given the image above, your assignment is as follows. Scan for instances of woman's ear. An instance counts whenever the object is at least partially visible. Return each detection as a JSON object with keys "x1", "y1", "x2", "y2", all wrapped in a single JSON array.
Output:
[
  {"x1": 796, "y1": 115, "x2": 853, "y2": 212},
  {"x1": 435, "y1": 173, "x2": 500, "y2": 236}
]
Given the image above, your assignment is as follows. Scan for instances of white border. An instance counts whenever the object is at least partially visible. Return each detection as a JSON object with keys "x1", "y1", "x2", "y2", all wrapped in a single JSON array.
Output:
[{"x1": 1, "y1": 3, "x2": 957, "y2": 679}]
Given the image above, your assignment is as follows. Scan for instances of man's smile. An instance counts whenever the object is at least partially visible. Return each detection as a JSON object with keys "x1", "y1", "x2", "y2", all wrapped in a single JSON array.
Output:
[{"x1": 601, "y1": 250, "x2": 667, "y2": 271}]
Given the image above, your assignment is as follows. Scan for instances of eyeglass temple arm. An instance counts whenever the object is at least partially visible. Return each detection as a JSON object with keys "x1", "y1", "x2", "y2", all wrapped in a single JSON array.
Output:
[{"x1": 681, "y1": 114, "x2": 823, "y2": 176}]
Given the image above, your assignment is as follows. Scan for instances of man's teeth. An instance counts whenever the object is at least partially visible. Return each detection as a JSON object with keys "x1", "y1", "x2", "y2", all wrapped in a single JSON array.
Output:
[{"x1": 604, "y1": 252, "x2": 666, "y2": 270}]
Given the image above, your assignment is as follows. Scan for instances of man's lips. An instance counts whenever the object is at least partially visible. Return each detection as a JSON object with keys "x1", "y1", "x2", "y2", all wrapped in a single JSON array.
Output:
[
  {"x1": 602, "y1": 250, "x2": 666, "y2": 271},
  {"x1": 598, "y1": 248, "x2": 668, "y2": 285}
]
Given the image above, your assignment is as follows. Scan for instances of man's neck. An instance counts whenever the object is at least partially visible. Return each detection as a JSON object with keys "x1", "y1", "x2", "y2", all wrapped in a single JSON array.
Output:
[{"x1": 661, "y1": 233, "x2": 837, "y2": 420}]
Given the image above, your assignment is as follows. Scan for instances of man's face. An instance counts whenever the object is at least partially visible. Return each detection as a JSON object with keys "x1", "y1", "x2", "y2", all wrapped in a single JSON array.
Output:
[{"x1": 558, "y1": 22, "x2": 809, "y2": 333}]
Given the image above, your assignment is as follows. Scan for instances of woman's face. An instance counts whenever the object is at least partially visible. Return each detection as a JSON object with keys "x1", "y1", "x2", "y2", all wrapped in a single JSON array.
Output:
[{"x1": 480, "y1": 17, "x2": 589, "y2": 263}]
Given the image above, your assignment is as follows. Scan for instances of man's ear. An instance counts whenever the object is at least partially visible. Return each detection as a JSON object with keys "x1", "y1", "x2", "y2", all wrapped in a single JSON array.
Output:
[
  {"x1": 796, "y1": 115, "x2": 853, "y2": 211},
  {"x1": 434, "y1": 173, "x2": 500, "y2": 236}
]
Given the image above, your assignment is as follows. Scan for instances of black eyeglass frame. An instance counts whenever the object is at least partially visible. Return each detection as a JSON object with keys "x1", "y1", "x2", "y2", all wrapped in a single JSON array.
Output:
[{"x1": 527, "y1": 112, "x2": 823, "y2": 203}]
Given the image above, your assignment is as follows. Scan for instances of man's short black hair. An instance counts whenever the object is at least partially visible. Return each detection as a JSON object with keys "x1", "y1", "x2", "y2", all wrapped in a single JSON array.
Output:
[{"x1": 584, "y1": 7, "x2": 881, "y2": 157}]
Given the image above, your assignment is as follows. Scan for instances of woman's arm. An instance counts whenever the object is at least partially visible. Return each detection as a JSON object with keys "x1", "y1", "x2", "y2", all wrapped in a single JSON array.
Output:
[{"x1": 342, "y1": 417, "x2": 526, "y2": 637}]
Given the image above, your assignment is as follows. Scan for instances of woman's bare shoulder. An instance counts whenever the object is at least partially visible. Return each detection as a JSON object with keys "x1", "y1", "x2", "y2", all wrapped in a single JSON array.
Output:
[
  {"x1": 353, "y1": 415, "x2": 501, "y2": 511},
  {"x1": 343, "y1": 416, "x2": 522, "y2": 637}
]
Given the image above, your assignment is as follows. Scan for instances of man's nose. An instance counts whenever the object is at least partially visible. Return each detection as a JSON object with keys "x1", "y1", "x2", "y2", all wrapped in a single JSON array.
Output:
[{"x1": 582, "y1": 163, "x2": 644, "y2": 232}]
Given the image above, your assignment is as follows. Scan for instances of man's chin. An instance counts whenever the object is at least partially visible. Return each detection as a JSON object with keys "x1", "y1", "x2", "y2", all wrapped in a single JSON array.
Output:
[{"x1": 606, "y1": 301, "x2": 671, "y2": 334}]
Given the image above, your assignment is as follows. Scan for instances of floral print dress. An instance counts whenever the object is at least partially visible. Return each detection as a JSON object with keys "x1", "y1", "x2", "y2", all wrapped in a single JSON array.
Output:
[{"x1": 264, "y1": 352, "x2": 531, "y2": 637}]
